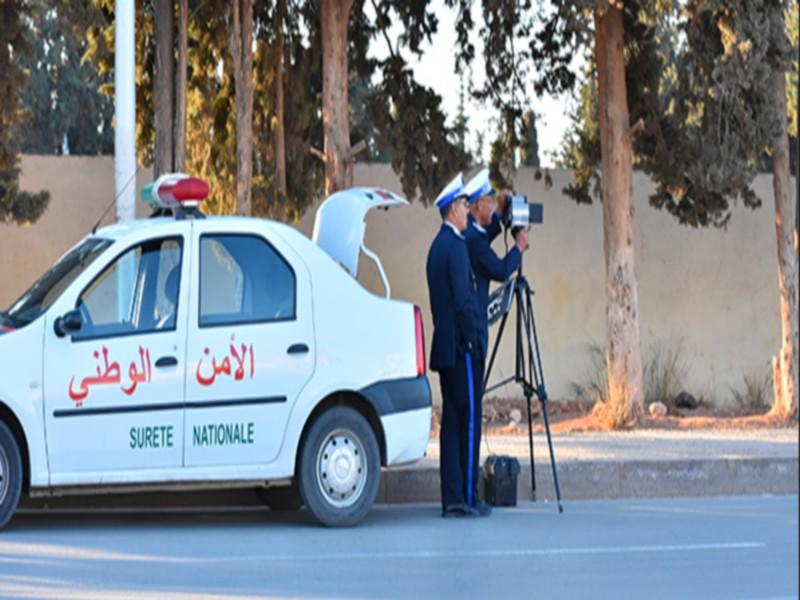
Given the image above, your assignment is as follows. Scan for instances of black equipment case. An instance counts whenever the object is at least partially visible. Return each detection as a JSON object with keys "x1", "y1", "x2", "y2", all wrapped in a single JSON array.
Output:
[{"x1": 483, "y1": 455, "x2": 521, "y2": 507}]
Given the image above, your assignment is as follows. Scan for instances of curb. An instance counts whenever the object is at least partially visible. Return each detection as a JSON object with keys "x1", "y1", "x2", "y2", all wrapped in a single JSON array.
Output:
[
  {"x1": 377, "y1": 457, "x2": 799, "y2": 504},
  {"x1": 18, "y1": 457, "x2": 797, "y2": 512}
]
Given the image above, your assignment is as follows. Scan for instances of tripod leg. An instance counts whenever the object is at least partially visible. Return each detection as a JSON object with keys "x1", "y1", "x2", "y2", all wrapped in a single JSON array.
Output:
[
  {"x1": 540, "y1": 396, "x2": 563, "y2": 512},
  {"x1": 523, "y1": 280, "x2": 563, "y2": 513},
  {"x1": 484, "y1": 307, "x2": 510, "y2": 388},
  {"x1": 526, "y1": 389, "x2": 535, "y2": 501}
]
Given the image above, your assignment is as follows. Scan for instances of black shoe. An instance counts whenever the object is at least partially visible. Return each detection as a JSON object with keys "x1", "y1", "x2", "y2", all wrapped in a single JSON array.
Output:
[
  {"x1": 442, "y1": 503, "x2": 479, "y2": 518},
  {"x1": 474, "y1": 502, "x2": 492, "y2": 517}
]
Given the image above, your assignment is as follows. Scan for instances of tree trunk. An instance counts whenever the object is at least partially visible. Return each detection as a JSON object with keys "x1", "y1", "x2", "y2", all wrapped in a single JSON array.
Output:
[
  {"x1": 275, "y1": 0, "x2": 287, "y2": 221},
  {"x1": 320, "y1": 0, "x2": 354, "y2": 195},
  {"x1": 174, "y1": 0, "x2": 188, "y2": 173},
  {"x1": 593, "y1": 5, "x2": 645, "y2": 427},
  {"x1": 769, "y1": 65, "x2": 799, "y2": 420},
  {"x1": 154, "y1": 0, "x2": 175, "y2": 176},
  {"x1": 231, "y1": 0, "x2": 254, "y2": 216}
]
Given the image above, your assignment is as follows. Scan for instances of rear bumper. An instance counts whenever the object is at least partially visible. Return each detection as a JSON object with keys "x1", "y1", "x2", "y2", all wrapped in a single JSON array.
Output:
[
  {"x1": 380, "y1": 407, "x2": 432, "y2": 466},
  {"x1": 360, "y1": 376, "x2": 432, "y2": 466},
  {"x1": 359, "y1": 375, "x2": 432, "y2": 416}
]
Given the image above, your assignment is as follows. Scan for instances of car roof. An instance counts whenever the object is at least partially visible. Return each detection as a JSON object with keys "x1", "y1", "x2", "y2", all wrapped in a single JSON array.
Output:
[{"x1": 91, "y1": 215, "x2": 274, "y2": 242}]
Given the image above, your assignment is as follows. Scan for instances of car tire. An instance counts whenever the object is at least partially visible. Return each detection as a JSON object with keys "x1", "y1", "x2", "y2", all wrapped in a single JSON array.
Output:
[
  {"x1": 257, "y1": 483, "x2": 304, "y2": 511},
  {"x1": 298, "y1": 406, "x2": 380, "y2": 527},
  {"x1": 0, "y1": 421, "x2": 23, "y2": 530}
]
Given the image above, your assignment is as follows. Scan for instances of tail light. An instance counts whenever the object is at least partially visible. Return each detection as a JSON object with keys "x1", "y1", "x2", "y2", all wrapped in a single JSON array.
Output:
[{"x1": 414, "y1": 305, "x2": 426, "y2": 377}]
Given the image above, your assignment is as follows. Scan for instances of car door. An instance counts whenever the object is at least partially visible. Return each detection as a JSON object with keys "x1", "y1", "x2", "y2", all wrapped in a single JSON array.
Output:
[
  {"x1": 43, "y1": 234, "x2": 189, "y2": 480},
  {"x1": 183, "y1": 223, "x2": 315, "y2": 467}
]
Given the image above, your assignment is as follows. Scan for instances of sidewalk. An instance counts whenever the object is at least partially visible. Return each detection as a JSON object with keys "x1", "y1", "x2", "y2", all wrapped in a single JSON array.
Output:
[
  {"x1": 378, "y1": 428, "x2": 799, "y2": 504},
  {"x1": 18, "y1": 429, "x2": 797, "y2": 512}
]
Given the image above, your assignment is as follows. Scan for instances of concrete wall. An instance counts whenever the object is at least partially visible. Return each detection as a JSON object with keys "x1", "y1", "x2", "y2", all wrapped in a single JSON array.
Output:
[{"x1": 4, "y1": 156, "x2": 789, "y2": 406}]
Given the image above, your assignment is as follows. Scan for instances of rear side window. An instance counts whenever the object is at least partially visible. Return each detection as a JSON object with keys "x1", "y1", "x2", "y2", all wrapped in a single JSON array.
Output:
[{"x1": 199, "y1": 234, "x2": 295, "y2": 327}]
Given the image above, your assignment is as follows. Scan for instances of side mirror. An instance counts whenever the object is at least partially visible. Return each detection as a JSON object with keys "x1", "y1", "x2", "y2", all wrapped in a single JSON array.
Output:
[{"x1": 54, "y1": 309, "x2": 82, "y2": 338}]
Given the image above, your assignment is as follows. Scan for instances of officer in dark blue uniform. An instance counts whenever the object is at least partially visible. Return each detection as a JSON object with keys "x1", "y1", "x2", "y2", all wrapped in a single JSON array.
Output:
[
  {"x1": 463, "y1": 169, "x2": 528, "y2": 358},
  {"x1": 426, "y1": 174, "x2": 489, "y2": 518}
]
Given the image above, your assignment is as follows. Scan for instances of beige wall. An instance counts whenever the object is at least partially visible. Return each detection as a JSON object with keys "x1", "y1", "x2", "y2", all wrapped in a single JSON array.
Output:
[{"x1": 4, "y1": 156, "x2": 790, "y2": 406}]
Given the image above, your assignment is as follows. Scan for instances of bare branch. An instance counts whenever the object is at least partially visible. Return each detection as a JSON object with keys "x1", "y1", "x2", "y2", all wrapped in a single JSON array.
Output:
[
  {"x1": 348, "y1": 140, "x2": 368, "y2": 159},
  {"x1": 310, "y1": 146, "x2": 326, "y2": 162},
  {"x1": 625, "y1": 118, "x2": 644, "y2": 141}
]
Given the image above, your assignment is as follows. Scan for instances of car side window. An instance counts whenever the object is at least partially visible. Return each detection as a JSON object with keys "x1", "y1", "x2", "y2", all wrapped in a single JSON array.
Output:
[
  {"x1": 199, "y1": 234, "x2": 295, "y2": 327},
  {"x1": 74, "y1": 237, "x2": 183, "y2": 340}
]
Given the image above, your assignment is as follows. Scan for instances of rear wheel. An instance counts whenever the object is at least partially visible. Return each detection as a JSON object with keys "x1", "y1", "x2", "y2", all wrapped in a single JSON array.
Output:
[
  {"x1": 0, "y1": 421, "x2": 22, "y2": 530},
  {"x1": 298, "y1": 406, "x2": 380, "y2": 527}
]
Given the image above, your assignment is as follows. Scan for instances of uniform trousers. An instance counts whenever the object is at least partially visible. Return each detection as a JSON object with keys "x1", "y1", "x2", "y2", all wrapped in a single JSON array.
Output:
[{"x1": 438, "y1": 350, "x2": 484, "y2": 509}]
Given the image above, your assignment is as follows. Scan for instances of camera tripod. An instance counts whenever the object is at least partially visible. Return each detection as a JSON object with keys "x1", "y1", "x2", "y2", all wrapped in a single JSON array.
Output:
[{"x1": 484, "y1": 266, "x2": 563, "y2": 513}]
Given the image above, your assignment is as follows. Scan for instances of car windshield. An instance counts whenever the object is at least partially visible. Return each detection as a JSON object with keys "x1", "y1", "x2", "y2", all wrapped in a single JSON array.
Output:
[{"x1": 4, "y1": 238, "x2": 112, "y2": 328}]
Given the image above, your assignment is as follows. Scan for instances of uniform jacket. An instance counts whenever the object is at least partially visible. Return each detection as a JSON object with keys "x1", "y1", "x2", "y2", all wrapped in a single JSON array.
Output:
[
  {"x1": 465, "y1": 213, "x2": 521, "y2": 352},
  {"x1": 426, "y1": 223, "x2": 481, "y2": 371}
]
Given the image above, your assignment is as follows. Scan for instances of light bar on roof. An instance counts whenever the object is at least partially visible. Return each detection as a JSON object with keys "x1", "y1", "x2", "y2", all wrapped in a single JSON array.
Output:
[{"x1": 141, "y1": 173, "x2": 209, "y2": 210}]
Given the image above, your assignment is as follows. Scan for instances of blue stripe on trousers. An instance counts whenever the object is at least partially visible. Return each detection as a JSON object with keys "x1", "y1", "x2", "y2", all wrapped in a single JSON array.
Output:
[{"x1": 465, "y1": 351, "x2": 475, "y2": 507}]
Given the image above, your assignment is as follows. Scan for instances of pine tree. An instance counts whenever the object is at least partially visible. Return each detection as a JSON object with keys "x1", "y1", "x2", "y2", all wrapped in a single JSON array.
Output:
[
  {"x1": 0, "y1": 0, "x2": 49, "y2": 225},
  {"x1": 521, "y1": 110, "x2": 540, "y2": 167}
]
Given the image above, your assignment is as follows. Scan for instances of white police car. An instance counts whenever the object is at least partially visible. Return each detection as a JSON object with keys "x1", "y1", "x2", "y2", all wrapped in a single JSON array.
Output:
[{"x1": 0, "y1": 175, "x2": 431, "y2": 528}]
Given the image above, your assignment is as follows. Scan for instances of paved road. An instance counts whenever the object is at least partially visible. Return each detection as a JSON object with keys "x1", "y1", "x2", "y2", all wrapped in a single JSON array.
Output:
[{"x1": 1, "y1": 496, "x2": 797, "y2": 599}]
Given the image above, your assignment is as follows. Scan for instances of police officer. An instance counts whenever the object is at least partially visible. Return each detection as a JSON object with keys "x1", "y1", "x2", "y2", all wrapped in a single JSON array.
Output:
[
  {"x1": 463, "y1": 169, "x2": 529, "y2": 361},
  {"x1": 426, "y1": 173, "x2": 490, "y2": 518}
]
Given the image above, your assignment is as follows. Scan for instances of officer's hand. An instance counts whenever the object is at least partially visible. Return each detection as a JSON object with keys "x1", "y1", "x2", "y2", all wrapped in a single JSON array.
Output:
[
  {"x1": 496, "y1": 189, "x2": 512, "y2": 216},
  {"x1": 514, "y1": 227, "x2": 529, "y2": 252}
]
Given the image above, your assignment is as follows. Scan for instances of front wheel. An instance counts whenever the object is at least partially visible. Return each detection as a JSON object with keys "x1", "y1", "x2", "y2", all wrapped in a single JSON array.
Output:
[
  {"x1": 298, "y1": 406, "x2": 380, "y2": 527},
  {"x1": 0, "y1": 421, "x2": 23, "y2": 530}
]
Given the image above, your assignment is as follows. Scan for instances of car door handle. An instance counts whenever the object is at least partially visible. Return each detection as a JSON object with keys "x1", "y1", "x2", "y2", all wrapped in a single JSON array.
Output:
[
  {"x1": 287, "y1": 343, "x2": 309, "y2": 355},
  {"x1": 155, "y1": 356, "x2": 178, "y2": 368}
]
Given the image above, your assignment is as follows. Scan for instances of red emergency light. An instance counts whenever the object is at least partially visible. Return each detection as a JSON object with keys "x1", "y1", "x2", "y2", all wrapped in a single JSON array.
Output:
[{"x1": 142, "y1": 174, "x2": 209, "y2": 210}]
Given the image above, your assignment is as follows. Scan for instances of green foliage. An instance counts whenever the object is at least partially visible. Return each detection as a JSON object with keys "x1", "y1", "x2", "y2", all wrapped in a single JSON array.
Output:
[
  {"x1": 570, "y1": 342, "x2": 609, "y2": 404},
  {"x1": 350, "y1": 78, "x2": 391, "y2": 163},
  {"x1": 454, "y1": 72, "x2": 469, "y2": 155},
  {"x1": 521, "y1": 110, "x2": 540, "y2": 167},
  {"x1": 641, "y1": 0, "x2": 791, "y2": 228},
  {"x1": 572, "y1": 340, "x2": 692, "y2": 407},
  {"x1": 0, "y1": 168, "x2": 50, "y2": 226},
  {"x1": 79, "y1": 0, "x2": 469, "y2": 213},
  {"x1": 554, "y1": 0, "x2": 796, "y2": 228},
  {"x1": 643, "y1": 341, "x2": 689, "y2": 406},
  {"x1": 730, "y1": 369, "x2": 772, "y2": 411},
  {"x1": 0, "y1": 0, "x2": 50, "y2": 225},
  {"x1": 558, "y1": 68, "x2": 600, "y2": 204},
  {"x1": 18, "y1": 3, "x2": 113, "y2": 155},
  {"x1": 366, "y1": 55, "x2": 471, "y2": 203},
  {"x1": 786, "y1": 0, "x2": 798, "y2": 138},
  {"x1": 0, "y1": 0, "x2": 33, "y2": 171}
]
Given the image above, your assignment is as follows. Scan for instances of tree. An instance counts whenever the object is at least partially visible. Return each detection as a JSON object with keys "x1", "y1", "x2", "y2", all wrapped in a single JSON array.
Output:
[
  {"x1": 558, "y1": 0, "x2": 798, "y2": 419},
  {"x1": 639, "y1": 0, "x2": 796, "y2": 417},
  {"x1": 521, "y1": 110, "x2": 540, "y2": 167},
  {"x1": 18, "y1": 4, "x2": 114, "y2": 155},
  {"x1": 767, "y1": 1, "x2": 798, "y2": 418},
  {"x1": 274, "y1": 0, "x2": 288, "y2": 220},
  {"x1": 174, "y1": 0, "x2": 188, "y2": 172},
  {"x1": 0, "y1": 0, "x2": 49, "y2": 225},
  {"x1": 590, "y1": 4, "x2": 645, "y2": 426},
  {"x1": 319, "y1": 0, "x2": 356, "y2": 194},
  {"x1": 461, "y1": 0, "x2": 646, "y2": 426},
  {"x1": 454, "y1": 71, "x2": 469, "y2": 153},
  {"x1": 84, "y1": 0, "x2": 469, "y2": 216},
  {"x1": 153, "y1": 0, "x2": 175, "y2": 176},
  {"x1": 230, "y1": 0, "x2": 254, "y2": 215}
]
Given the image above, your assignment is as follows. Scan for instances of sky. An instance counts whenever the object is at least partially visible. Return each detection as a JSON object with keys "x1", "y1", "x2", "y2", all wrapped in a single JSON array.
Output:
[{"x1": 367, "y1": 1, "x2": 577, "y2": 168}]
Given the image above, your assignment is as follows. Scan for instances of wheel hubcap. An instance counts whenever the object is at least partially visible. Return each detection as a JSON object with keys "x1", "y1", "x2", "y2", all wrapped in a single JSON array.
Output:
[{"x1": 316, "y1": 428, "x2": 367, "y2": 509}]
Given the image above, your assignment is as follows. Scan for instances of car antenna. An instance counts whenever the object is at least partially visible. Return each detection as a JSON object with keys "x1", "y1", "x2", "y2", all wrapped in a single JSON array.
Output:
[{"x1": 91, "y1": 165, "x2": 142, "y2": 235}]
